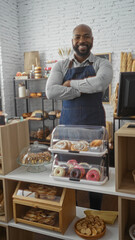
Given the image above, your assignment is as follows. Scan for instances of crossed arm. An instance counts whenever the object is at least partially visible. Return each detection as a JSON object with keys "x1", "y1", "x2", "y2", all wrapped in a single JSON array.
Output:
[{"x1": 46, "y1": 60, "x2": 113, "y2": 100}]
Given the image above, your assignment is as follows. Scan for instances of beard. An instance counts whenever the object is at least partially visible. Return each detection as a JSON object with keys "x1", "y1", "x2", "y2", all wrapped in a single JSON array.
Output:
[{"x1": 73, "y1": 43, "x2": 92, "y2": 57}]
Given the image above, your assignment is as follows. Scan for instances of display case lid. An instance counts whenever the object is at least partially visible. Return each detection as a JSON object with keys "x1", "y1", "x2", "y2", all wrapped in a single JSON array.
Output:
[
  {"x1": 49, "y1": 125, "x2": 108, "y2": 156},
  {"x1": 17, "y1": 141, "x2": 52, "y2": 172}
]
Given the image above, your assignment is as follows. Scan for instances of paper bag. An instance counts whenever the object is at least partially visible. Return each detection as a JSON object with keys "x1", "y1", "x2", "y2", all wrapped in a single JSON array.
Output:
[{"x1": 24, "y1": 51, "x2": 40, "y2": 74}]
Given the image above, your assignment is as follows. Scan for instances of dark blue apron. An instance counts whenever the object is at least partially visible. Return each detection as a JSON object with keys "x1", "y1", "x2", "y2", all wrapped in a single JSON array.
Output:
[{"x1": 60, "y1": 61, "x2": 105, "y2": 126}]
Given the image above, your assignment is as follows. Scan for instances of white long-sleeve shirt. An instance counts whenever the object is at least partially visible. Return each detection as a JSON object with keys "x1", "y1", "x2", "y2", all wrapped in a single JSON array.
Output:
[{"x1": 46, "y1": 52, "x2": 113, "y2": 100}]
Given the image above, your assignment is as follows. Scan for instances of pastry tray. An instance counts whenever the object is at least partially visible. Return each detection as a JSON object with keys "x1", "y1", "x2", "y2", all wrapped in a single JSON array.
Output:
[
  {"x1": 50, "y1": 174, "x2": 108, "y2": 186},
  {"x1": 49, "y1": 147, "x2": 108, "y2": 157}
]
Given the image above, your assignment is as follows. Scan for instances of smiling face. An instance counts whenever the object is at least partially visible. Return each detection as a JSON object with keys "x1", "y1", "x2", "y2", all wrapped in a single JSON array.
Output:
[{"x1": 72, "y1": 24, "x2": 93, "y2": 62}]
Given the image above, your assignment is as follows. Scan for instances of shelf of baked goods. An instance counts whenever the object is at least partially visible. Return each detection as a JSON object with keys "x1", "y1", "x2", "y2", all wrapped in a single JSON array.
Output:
[
  {"x1": 22, "y1": 110, "x2": 61, "y2": 121},
  {"x1": 8, "y1": 206, "x2": 118, "y2": 240},
  {"x1": 4, "y1": 165, "x2": 135, "y2": 199}
]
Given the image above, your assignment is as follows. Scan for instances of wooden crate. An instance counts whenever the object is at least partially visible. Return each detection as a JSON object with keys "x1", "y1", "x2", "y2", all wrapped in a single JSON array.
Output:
[
  {"x1": 118, "y1": 196, "x2": 135, "y2": 240},
  {"x1": 0, "y1": 120, "x2": 29, "y2": 175},
  {"x1": 13, "y1": 182, "x2": 76, "y2": 234},
  {"x1": 115, "y1": 122, "x2": 135, "y2": 194}
]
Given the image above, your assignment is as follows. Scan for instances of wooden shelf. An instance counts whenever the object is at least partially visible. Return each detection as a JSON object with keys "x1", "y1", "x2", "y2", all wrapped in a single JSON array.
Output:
[
  {"x1": 115, "y1": 123, "x2": 135, "y2": 194},
  {"x1": 8, "y1": 206, "x2": 118, "y2": 240}
]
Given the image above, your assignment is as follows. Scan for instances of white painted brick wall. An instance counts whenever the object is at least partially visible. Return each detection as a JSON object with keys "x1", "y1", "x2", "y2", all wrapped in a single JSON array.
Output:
[
  {"x1": 0, "y1": 0, "x2": 135, "y2": 127},
  {"x1": 0, "y1": 0, "x2": 21, "y2": 116}
]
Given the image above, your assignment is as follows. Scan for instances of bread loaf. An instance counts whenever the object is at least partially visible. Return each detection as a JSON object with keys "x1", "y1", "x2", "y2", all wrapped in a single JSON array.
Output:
[
  {"x1": 127, "y1": 52, "x2": 133, "y2": 72},
  {"x1": 121, "y1": 52, "x2": 127, "y2": 72},
  {"x1": 120, "y1": 52, "x2": 124, "y2": 72},
  {"x1": 132, "y1": 60, "x2": 135, "y2": 72}
]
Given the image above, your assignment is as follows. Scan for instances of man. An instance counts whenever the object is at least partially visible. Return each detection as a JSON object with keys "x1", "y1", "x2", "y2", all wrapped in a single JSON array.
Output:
[{"x1": 46, "y1": 24, "x2": 113, "y2": 209}]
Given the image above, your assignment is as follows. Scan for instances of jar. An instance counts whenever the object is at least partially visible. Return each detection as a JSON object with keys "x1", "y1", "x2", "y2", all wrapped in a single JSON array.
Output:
[
  {"x1": 30, "y1": 70, "x2": 35, "y2": 79},
  {"x1": 18, "y1": 83, "x2": 26, "y2": 98}
]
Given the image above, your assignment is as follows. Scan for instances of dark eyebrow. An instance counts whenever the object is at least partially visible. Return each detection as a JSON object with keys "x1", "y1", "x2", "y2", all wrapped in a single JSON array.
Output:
[{"x1": 74, "y1": 33, "x2": 91, "y2": 37}]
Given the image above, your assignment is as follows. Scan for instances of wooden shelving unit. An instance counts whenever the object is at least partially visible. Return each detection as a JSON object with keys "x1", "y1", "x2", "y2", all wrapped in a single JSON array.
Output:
[{"x1": 115, "y1": 122, "x2": 135, "y2": 240}]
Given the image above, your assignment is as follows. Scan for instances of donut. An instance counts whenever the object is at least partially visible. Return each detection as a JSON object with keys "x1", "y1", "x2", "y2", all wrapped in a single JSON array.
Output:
[
  {"x1": 90, "y1": 139, "x2": 102, "y2": 147},
  {"x1": 74, "y1": 165, "x2": 85, "y2": 178},
  {"x1": 60, "y1": 164, "x2": 69, "y2": 175},
  {"x1": 70, "y1": 168, "x2": 81, "y2": 179},
  {"x1": 86, "y1": 168, "x2": 101, "y2": 181},
  {"x1": 71, "y1": 140, "x2": 89, "y2": 152},
  {"x1": 79, "y1": 162, "x2": 90, "y2": 173},
  {"x1": 53, "y1": 166, "x2": 65, "y2": 177},
  {"x1": 53, "y1": 140, "x2": 71, "y2": 150},
  {"x1": 67, "y1": 159, "x2": 78, "y2": 166}
]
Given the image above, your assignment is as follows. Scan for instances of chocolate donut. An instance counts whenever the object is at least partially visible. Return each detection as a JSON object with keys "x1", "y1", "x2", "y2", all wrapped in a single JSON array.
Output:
[{"x1": 70, "y1": 168, "x2": 81, "y2": 179}]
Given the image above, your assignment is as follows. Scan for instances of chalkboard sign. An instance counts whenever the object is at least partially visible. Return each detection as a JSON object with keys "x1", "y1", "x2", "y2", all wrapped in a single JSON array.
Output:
[{"x1": 95, "y1": 53, "x2": 111, "y2": 104}]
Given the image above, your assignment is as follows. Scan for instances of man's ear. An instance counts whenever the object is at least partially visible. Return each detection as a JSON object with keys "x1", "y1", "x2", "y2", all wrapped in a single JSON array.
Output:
[{"x1": 71, "y1": 39, "x2": 73, "y2": 45}]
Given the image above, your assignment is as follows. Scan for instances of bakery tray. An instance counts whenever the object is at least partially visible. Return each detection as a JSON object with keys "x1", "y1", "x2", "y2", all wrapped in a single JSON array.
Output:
[
  {"x1": 50, "y1": 174, "x2": 108, "y2": 186},
  {"x1": 49, "y1": 147, "x2": 108, "y2": 157}
]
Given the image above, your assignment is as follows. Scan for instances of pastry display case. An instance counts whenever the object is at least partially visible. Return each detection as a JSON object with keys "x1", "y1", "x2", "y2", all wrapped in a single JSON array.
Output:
[
  {"x1": 12, "y1": 181, "x2": 76, "y2": 234},
  {"x1": 49, "y1": 125, "x2": 109, "y2": 185},
  {"x1": 17, "y1": 141, "x2": 52, "y2": 173}
]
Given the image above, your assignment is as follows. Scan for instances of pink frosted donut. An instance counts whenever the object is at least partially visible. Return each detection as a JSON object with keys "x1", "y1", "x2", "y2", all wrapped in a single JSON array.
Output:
[
  {"x1": 74, "y1": 165, "x2": 85, "y2": 178},
  {"x1": 67, "y1": 159, "x2": 78, "y2": 166},
  {"x1": 86, "y1": 168, "x2": 100, "y2": 181}
]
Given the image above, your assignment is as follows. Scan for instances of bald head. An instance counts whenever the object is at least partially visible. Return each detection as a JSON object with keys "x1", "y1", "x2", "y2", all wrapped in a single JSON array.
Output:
[
  {"x1": 73, "y1": 24, "x2": 93, "y2": 38},
  {"x1": 72, "y1": 24, "x2": 93, "y2": 62}
]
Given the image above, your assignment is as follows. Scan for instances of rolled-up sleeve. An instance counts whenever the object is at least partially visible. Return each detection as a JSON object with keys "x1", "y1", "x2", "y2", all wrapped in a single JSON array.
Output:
[
  {"x1": 45, "y1": 61, "x2": 81, "y2": 100},
  {"x1": 70, "y1": 59, "x2": 113, "y2": 94}
]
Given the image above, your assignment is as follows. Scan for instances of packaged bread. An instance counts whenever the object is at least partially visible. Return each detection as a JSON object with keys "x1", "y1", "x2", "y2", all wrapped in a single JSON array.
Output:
[{"x1": 31, "y1": 110, "x2": 48, "y2": 118}]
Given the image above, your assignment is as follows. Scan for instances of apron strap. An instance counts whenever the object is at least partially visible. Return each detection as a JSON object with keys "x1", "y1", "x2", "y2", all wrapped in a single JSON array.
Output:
[{"x1": 68, "y1": 59, "x2": 94, "y2": 69}]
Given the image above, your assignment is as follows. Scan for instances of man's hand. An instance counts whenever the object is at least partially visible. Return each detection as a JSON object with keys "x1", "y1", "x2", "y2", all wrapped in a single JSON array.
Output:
[{"x1": 63, "y1": 80, "x2": 71, "y2": 87}]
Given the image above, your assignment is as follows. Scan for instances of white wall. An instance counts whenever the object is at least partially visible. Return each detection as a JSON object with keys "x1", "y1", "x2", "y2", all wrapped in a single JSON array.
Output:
[
  {"x1": 0, "y1": 0, "x2": 21, "y2": 115},
  {"x1": 0, "y1": 0, "x2": 135, "y2": 122}
]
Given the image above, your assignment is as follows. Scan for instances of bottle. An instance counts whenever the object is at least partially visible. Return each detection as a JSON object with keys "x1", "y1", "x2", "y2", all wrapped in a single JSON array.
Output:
[{"x1": 18, "y1": 83, "x2": 26, "y2": 97}]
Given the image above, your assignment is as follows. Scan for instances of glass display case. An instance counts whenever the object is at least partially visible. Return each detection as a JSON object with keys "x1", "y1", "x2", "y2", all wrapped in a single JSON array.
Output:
[
  {"x1": 17, "y1": 141, "x2": 52, "y2": 172},
  {"x1": 49, "y1": 125, "x2": 109, "y2": 185}
]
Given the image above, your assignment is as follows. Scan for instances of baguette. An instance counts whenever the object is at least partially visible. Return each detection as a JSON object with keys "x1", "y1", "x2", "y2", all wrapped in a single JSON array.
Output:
[{"x1": 127, "y1": 52, "x2": 132, "y2": 72}]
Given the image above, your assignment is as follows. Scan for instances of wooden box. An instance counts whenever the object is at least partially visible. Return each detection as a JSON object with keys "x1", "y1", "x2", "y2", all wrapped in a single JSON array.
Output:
[
  {"x1": 118, "y1": 196, "x2": 135, "y2": 240},
  {"x1": 115, "y1": 123, "x2": 135, "y2": 194},
  {"x1": 0, "y1": 178, "x2": 17, "y2": 223},
  {"x1": 0, "y1": 120, "x2": 29, "y2": 175},
  {"x1": 13, "y1": 181, "x2": 76, "y2": 234}
]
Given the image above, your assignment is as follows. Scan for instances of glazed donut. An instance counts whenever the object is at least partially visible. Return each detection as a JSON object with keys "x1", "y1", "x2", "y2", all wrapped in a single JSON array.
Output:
[
  {"x1": 67, "y1": 159, "x2": 78, "y2": 166},
  {"x1": 70, "y1": 168, "x2": 81, "y2": 179},
  {"x1": 60, "y1": 164, "x2": 69, "y2": 175},
  {"x1": 74, "y1": 165, "x2": 85, "y2": 178},
  {"x1": 53, "y1": 166, "x2": 65, "y2": 177},
  {"x1": 86, "y1": 168, "x2": 101, "y2": 181},
  {"x1": 53, "y1": 140, "x2": 71, "y2": 150},
  {"x1": 90, "y1": 139, "x2": 102, "y2": 147},
  {"x1": 79, "y1": 162, "x2": 90, "y2": 173},
  {"x1": 71, "y1": 141, "x2": 89, "y2": 152}
]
